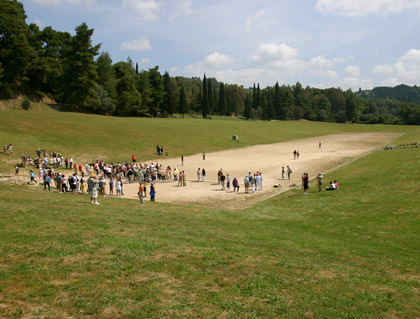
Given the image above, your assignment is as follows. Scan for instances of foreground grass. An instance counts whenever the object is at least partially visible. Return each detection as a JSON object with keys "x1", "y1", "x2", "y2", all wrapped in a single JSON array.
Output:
[
  {"x1": 1, "y1": 144, "x2": 419, "y2": 318},
  {"x1": 1, "y1": 107, "x2": 420, "y2": 317}
]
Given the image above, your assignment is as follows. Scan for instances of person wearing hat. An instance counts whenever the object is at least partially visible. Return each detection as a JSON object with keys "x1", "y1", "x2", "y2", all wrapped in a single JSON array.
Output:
[{"x1": 317, "y1": 172, "x2": 323, "y2": 192}]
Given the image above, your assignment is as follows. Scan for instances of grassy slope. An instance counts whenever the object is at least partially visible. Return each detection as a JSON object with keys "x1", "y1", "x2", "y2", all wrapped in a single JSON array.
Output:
[
  {"x1": 0, "y1": 107, "x2": 420, "y2": 318},
  {"x1": 1, "y1": 105, "x2": 415, "y2": 172}
]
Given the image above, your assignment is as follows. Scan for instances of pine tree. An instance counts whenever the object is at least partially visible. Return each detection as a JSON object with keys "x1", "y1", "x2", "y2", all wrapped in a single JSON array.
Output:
[
  {"x1": 0, "y1": 0, "x2": 33, "y2": 96},
  {"x1": 61, "y1": 23, "x2": 101, "y2": 112},
  {"x1": 148, "y1": 66, "x2": 166, "y2": 116}
]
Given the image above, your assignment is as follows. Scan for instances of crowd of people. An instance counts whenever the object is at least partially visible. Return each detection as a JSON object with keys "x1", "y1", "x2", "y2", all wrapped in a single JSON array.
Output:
[
  {"x1": 7, "y1": 143, "x2": 342, "y2": 206},
  {"x1": 215, "y1": 169, "x2": 265, "y2": 194}
]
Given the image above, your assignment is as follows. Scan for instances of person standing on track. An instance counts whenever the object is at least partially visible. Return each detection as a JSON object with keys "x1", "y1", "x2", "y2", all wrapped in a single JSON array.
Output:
[{"x1": 287, "y1": 165, "x2": 292, "y2": 180}]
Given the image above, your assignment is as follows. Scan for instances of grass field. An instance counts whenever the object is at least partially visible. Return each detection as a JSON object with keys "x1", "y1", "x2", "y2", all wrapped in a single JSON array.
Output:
[{"x1": 0, "y1": 104, "x2": 420, "y2": 318}]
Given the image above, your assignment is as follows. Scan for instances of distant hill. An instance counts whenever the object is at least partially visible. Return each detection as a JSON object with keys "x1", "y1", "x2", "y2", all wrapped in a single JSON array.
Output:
[{"x1": 357, "y1": 84, "x2": 420, "y2": 105}]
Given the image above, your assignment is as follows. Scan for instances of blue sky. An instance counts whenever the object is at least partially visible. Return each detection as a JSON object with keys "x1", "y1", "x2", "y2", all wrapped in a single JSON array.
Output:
[{"x1": 22, "y1": 0, "x2": 420, "y2": 90}]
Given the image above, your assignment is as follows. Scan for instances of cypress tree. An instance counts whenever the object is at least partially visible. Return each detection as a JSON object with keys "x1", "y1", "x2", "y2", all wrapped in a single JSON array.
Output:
[
  {"x1": 208, "y1": 79, "x2": 214, "y2": 115},
  {"x1": 274, "y1": 82, "x2": 281, "y2": 119},
  {"x1": 244, "y1": 92, "x2": 252, "y2": 119},
  {"x1": 178, "y1": 86, "x2": 187, "y2": 118},
  {"x1": 163, "y1": 71, "x2": 177, "y2": 116},
  {"x1": 218, "y1": 82, "x2": 227, "y2": 115},
  {"x1": 256, "y1": 83, "x2": 261, "y2": 109},
  {"x1": 201, "y1": 74, "x2": 209, "y2": 118}
]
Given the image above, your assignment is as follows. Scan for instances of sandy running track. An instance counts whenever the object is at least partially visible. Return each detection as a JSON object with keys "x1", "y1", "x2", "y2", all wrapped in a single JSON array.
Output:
[{"x1": 122, "y1": 132, "x2": 399, "y2": 209}]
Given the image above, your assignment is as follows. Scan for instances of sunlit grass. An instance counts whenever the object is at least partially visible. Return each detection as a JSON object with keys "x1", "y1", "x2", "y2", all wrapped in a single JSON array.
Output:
[{"x1": 0, "y1": 106, "x2": 420, "y2": 318}]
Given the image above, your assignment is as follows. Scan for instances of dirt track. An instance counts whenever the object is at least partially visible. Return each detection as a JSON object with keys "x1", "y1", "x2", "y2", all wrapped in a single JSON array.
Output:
[{"x1": 122, "y1": 133, "x2": 399, "y2": 209}]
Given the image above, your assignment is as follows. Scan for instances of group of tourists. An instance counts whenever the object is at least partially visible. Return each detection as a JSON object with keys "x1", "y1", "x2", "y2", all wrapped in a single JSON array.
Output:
[
  {"x1": 10, "y1": 143, "x2": 342, "y2": 205},
  {"x1": 16, "y1": 146, "x2": 171, "y2": 205},
  {"x1": 215, "y1": 169, "x2": 264, "y2": 194}
]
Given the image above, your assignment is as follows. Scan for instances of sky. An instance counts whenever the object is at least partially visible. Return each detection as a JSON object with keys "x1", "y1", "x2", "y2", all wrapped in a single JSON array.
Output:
[{"x1": 22, "y1": 0, "x2": 420, "y2": 90}]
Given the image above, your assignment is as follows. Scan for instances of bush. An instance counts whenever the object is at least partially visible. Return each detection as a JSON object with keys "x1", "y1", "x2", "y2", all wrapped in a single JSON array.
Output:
[{"x1": 21, "y1": 97, "x2": 31, "y2": 110}]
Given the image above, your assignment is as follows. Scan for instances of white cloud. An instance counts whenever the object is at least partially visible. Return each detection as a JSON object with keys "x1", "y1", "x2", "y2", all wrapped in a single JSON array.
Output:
[
  {"x1": 253, "y1": 43, "x2": 298, "y2": 63},
  {"x1": 245, "y1": 10, "x2": 265, "y2": 30},
  {"x1": 372, "y1": 64, "x2": 394, "y2": 74},
  {"x1": 31, "y1": 0, "x2": 95, "y2": 4},
  {"x1": 204, "y1": 52, "x2": 234, "y2": 67},
  {"x1": 373, "y1": 49, "x2": 420, "y2": 84},
  {"x1": 344, "y1": 65, "x2": 360, "y2": 76},
  {"x1": 316, "y1": 0, "x2": 420, "y2": 16},
  {"x1": 327, "y1": 70, "x2": 338, "y2": 79},
  {"x1": 182, "y1": 65, "x2": 274, "y2": 87},
  {"x1": 177, "y1": 43, "x2": 351, "y2": 88},
  {"x1": 120, "y1": 38, "x2": 152, "y2": 51},
  {"x1": 168, "y1": 0, "x2": 195, "y2": 21},
  {"x1": 309, "y1": 55, "x2": 348, "y2": 67},
  {"x1": 122, "y1": 0, "x2": 159, "y2": 20}
]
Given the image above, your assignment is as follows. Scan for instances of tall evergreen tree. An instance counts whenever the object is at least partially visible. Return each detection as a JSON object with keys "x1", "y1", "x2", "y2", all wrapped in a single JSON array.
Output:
[
  {"x1": 244, "y1": 92, "x2": 252, "y2": 119},
  {"x1": 274, "y1": 82, "x2": 281, "y2": 119},
  {"x1": 163, "y1": 71, "x2": 177, "y2": 116},
  {"x1": 148, "y1": 66, "x2": 166, "y2": 116},
  {"x1": 345, "y1": 89, "x2": 359, "y2": 122},
  {"x1": 218, "y1": 82, "x2": 227, "y2": 115},
  {"x1": 96, "y1": 52, "x2": 116, "y2": 94},
  {"x1": 60, "y1": 23, "x2": 100, "y2": 111},
  {"x1": 252, "y1": 83, "x2": 257, "y2": 109},
  {"x1": 208, "y1": 79, "x2": 214, "y2": 115},
  {"x1": 178, "y1": 86, "x2": 188, "y2": 118},
  {"x1": 136, "y1": 70, "x2": 153, "y2": 113},
  {"x1": 256, "y1": 83, "x2": 261, "y2": 109},
  {"x1": 0, "y1": 0, "x2": 33, "y2": 97},
  {"x1": 279, "y1": 85, "x2": 294, "y2": 119},
  {"x1": 262, "y1": 90, "x2": 275, "y2": 120},
  {"x1": 113, "y1": 61, "x2": 143, "y2": 116},
  {"x1": 201, "y1": 74, "x2": 209, "y2": 118}
]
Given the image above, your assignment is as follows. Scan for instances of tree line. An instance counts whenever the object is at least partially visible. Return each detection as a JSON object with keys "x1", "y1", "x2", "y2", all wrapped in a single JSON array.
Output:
[{"x1": 1, "y1": 0, "x2": 420, "y2": 124}]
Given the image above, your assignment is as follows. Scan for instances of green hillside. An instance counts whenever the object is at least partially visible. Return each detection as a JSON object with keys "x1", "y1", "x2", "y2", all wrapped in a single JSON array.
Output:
[
  {"x1": 1, "y1": 107, "x2": 420, "y2": 318},
  {"x1": 358, "y1": 84, "x2": 420, "y2": 105}
]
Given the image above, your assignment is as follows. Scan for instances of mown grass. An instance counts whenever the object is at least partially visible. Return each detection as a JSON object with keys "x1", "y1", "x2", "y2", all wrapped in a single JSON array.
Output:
[
  {"x1": 1, "y1": 104, "x2": 417, "y2": 173},
  {"x1": 0, "y1": 106, "x2": 420, "y2": 318}
]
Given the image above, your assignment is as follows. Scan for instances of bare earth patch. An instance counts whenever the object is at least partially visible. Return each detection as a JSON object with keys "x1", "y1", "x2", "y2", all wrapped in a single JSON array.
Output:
[{"x1": 122, "y1": 133, "x2": 399, "y2": 209}]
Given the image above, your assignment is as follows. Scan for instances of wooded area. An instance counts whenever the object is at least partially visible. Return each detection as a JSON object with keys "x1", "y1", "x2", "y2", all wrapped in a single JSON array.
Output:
[{"x1": 1, "y1": 0, "x2": 420, "y2": 124}]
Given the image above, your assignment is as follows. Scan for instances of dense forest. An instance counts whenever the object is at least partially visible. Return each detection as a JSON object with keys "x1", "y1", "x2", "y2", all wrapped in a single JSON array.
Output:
[{"x1": 1, "y1": 0, "x2": 420, "y2": 124}]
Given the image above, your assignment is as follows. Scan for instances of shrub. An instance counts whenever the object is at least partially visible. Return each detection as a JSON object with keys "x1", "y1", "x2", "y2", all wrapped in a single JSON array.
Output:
[{"x1": 21, "y1": 97, "x2": 31, "y2": 110}]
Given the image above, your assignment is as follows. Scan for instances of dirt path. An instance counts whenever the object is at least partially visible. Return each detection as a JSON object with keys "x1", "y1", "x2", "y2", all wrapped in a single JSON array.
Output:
[{"x1": 122, "y1": 132, "x2": 399, "y2": 209}]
